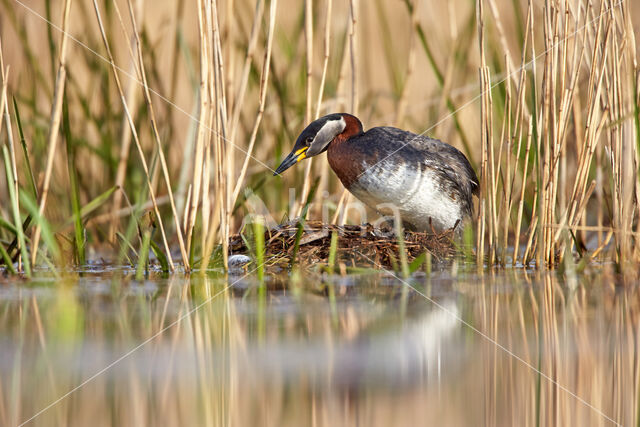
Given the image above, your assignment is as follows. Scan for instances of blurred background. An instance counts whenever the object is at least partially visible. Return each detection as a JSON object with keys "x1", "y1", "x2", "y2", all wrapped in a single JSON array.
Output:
[
  {"x1": 0, "y1": 0, "x2": 532, "y2": 247},
  {"x1": 1, "y1": 0, "x2": 640, "y2": 268},
  {"x1": 1, "y1": 2, "x2": 640, "y2": 426}
]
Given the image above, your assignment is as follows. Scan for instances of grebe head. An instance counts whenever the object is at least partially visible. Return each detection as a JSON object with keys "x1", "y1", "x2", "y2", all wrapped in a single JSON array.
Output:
[{"x1": 274, "y1": 113, "x2": 361, "y2": 175}]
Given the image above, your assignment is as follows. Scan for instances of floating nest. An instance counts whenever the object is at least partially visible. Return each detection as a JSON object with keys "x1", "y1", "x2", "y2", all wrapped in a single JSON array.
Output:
[{"x1": 229, "y1": 220, "x2": 457, "y2": 270}]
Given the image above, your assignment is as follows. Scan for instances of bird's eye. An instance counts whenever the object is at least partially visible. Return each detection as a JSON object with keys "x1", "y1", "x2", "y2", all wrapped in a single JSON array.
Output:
[{"x1": 305, "y1": 136, "x2": 314, "y2": 144}]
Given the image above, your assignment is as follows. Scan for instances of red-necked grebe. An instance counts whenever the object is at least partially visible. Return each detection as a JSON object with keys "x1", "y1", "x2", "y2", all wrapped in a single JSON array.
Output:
[{"x1": 274, "y1": 113, "x2": 479, "y2": 232}]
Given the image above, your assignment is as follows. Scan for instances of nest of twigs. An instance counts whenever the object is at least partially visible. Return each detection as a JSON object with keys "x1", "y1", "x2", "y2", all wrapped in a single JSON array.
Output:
[{"x1": 229, "y1": 220, "x2": 457, "y2": 270}]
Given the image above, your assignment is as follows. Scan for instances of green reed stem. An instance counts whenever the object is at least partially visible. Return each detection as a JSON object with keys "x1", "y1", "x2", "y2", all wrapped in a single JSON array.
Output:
[
  {"x1": 0, "y1": 241, "x2": 16, "y2": 274},
  {"x1": 3, "y1": 145, "x2": 30, "y2": 276},
  {"x1": 1, "y1": 99, "x2": 36, "y2": 265},
  {"x1": 12, "y1": 98, "x2": 37, "y2": 200},
  {"x1": 63, "y1": 93, "x2": 85, "y2": 265},
  {"x1": 254, "y1": 218, "x2": 266, "y2": 343},
  {"x1": 135, "y1": 229, "x2": 152, "y2": 281},
  {"x1": 327, "y1": 231, "x2": 339, "y2": 325},
  {"x1": 150, "y1": 240, "x2": 169, "y2": 274},
  {"x1": 0, "y1": 217, "x2": 17, "y2": 235},
  {"x1": 19, "y1": 191, "x2": 60, "y2": 265},
  {"x1": 253, "y1": 218, "x2": 265, "y2": 288}
]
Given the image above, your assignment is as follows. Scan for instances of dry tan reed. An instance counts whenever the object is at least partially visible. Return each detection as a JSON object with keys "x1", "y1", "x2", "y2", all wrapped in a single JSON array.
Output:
[
  {"x1": 92, "y1": 0, "x2": 177, "y2": 270},
  {"x1": 124, "y1": 0, "x2": 190, "y2": 270},
  {"x1": 475, "y1": 0, "x2": 640, "y2": 269},
  {"x1": 29, "y1": 0, "x2": 72, "y2": 266},
  {"x1": 0, "y1": 0, "x2": 638, "y2": 271}
]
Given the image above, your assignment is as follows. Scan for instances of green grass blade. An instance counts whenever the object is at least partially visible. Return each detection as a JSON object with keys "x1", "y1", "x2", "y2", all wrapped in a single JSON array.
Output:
[
  {"x1": 253, "y1": 218, "x2": 265, "y2": 288},
  {"x1": 3, "y1": 215, "x2": 32, "y2": 264},
  {"x1": 19, "y1": 191, "x2": 60, "y2": 265},
  {"x1": 290, "y1": 178, "x2": 320, "y2": 265},
  {"x1": 78, "y1": 186, "x2": 118, "y2": 223},
  {"x1": 116, "y1": 231, "x2": 137, "y2": 267},
  {"x1": 408, "y1": 252, "x2": 426, "y2": 274},
  {"x1": 327, "y1": 231, "x2": 339, "y2": 325},
  {"x1": 12, "y1": 97, "x2": 38, "y2": 200},
  {"x1": 394, "y1": 219, "x2": 410, "y2": 278},
  {"x1": 0, "y1": 241, "x2": 16, "y2": 274},
  {"x1": 117, "y1": 215, "x2": 141, "y2": 267},
  {"x1": 2, "y1": 145, "x2": 31, "y2": 276},
  {"x1": 63, "y1": 92, "x2": 85, "y2": 265},
  {"x1": 135, "y1": 229, "x2": 152, "y2": 281},
  {"x1": 327, "y1": 231, "x2": 338, "y2": 273},
  {"x1": 0, "y1": 217, "x2": 18, "y2": 235},
  {"x1": 1, "y1": 99, "x2": 36, "y2": 265},
  {"x1": 253, "y1": 216, "x2": 267, "y2": 342},
  {"x1": 150, "y1": 240, "x2": 169, "y2": 274}
]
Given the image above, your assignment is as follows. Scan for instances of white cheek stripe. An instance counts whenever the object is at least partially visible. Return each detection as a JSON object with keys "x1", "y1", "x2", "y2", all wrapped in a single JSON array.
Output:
[{"x1": 308, "y1": 117, "x2": 346, "y2": 155}]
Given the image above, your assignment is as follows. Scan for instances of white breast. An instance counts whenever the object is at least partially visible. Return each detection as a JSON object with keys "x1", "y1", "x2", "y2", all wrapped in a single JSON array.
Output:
[{"x1": 349, "y1": 162, "x2": 462, "y2": 232}]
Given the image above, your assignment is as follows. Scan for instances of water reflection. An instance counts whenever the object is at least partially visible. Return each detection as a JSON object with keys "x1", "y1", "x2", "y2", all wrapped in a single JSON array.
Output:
[{"x1": 0, "y1": 268, "x2": 637, "y2": 426}]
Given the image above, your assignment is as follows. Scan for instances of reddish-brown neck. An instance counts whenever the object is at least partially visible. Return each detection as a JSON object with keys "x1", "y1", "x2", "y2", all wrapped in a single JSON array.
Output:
[
  {"x1": 327, "y1": 114, "x2": 364, "y2": 189},
  {"x1": 333, "y1": 113, "x2": 363, "y2": 145}
]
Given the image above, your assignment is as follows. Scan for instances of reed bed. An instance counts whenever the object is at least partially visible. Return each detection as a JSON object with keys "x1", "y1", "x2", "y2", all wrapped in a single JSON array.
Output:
[{"x1": 0, "y1": 0, "x2": 639, "y2": 274}]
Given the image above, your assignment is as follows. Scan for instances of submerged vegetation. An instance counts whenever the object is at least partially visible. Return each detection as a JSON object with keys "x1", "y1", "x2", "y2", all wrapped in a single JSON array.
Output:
[{"x1": 0, "y1": 0, "x2": 639, "y2": 276}]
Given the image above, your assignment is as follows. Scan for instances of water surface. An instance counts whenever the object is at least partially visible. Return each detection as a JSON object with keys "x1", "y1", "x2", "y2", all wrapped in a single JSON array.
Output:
[{"x1": 0, "y1": 265, "x2": 637, "y2": 426}]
